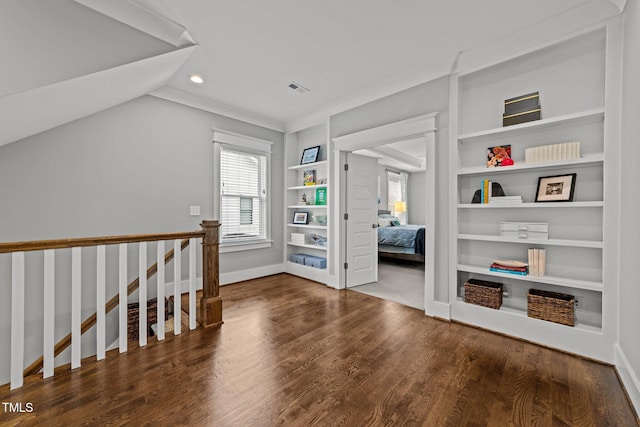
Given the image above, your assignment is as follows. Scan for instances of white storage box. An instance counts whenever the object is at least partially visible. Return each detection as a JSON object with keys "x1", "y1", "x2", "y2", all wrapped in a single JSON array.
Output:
[
  {"x1": 291, "y1": 233, "x2": 306, "y2": 244},
  {"x1": 500, "y1": 222, "x2": 548, "y2": 240}
]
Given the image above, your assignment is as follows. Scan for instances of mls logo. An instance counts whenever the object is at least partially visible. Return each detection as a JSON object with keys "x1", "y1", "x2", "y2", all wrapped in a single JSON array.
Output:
[{"x1": 2, "y1": 402, "x2": 34, "y2": 413}]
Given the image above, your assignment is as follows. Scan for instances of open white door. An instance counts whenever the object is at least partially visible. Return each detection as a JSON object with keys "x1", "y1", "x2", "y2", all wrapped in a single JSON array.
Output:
[{"x1": 345, "y1": 153, "x2": 378, "y2": 288}]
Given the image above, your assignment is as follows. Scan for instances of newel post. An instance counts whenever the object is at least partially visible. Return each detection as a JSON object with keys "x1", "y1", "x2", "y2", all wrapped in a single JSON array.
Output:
[{"x1": 200, "y1": 220, "x2": 223, "y2": 328}]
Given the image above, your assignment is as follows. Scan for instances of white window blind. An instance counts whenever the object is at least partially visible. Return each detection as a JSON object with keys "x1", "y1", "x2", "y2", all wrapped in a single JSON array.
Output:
[
  {"x1": 387, "y1": 170, "x2": 408, "y2": 224},
  {"x1": 220, "y1": 146, "x2": 268, "y2": 242}
]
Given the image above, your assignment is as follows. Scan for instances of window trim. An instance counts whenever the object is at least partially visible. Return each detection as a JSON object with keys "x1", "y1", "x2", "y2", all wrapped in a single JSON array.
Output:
[{"x1": 212, "y1": 129, "x2": 273, "y2": 251}]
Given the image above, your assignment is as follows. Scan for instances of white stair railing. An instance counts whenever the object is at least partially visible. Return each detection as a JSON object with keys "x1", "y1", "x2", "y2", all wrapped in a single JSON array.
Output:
[{"x1": 0, "y1": 221, "x2": 221, "y2": 390}]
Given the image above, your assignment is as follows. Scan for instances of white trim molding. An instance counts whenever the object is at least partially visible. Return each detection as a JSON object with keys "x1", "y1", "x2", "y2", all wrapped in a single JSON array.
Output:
[
  {"x1": 614, "y1": 343, "x2": 640, "y2": 413},
  {"x1": 615, "y1": 344, "x2": 640, "y2": 414},
  {"x1": 332, "y1": 113, "x2": 438, "y2": 152},
  {"x1": 162, "y1": 263, "x2": 285, "y2": 295},
  {"x1": 74, "y1": 0, "x2": 196, "y2": 47},
  {"x1": 150, "y1": 86, "x2": 285, "y2": 132},
  {"x1": 332, "y1": 113, "x2": 438, "y2": 313},
  {"x1": 426, "y1": 301, "x2": 451, "y2": 321}
]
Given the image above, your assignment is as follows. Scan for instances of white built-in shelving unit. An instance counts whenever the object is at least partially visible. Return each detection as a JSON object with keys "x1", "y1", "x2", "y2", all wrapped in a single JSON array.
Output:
[
  {"x1": 448, "y1": 23, "x2": 622, "y2": 362},
  {"x1": 284, "y1": 122, "x2": 331, "y2": 284}
]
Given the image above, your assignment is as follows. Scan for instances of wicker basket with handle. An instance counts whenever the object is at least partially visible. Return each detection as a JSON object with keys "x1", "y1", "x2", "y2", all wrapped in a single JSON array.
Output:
[
  {"x1": 527, "y1": 289, "x2": 575, "y2": 326},
  {"x1": 464, "y1": 278, "x2": 503, "y2": 309}
]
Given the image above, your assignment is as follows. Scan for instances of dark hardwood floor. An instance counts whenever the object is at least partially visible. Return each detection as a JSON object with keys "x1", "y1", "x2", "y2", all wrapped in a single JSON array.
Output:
[{"x1": 1, "y1": 273, "x2": 638, "y2": 426}]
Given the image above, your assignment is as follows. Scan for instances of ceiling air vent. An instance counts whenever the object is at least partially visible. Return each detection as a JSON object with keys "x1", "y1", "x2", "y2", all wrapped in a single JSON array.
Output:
[{"x1": 288, "y1": 81, "x2": 310, "y2": 94}]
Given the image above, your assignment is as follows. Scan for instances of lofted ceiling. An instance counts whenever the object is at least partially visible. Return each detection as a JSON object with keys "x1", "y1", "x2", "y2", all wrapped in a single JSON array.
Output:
[
  {"x1": 130, "y1": 0, "x2": 621, "y2": 128},
  {"x1": 0, "y1": 0, "x2": 623, "y2": 147}
]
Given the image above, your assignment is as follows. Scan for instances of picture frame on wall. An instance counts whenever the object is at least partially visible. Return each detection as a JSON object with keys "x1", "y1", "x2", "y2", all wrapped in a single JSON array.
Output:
[
  {"x1": 292, "y1": 211, "x2": 309, "y2": 224},
  {"x1": 300, "y1": 146, "x2": 320, "y2": 165},
  {"x1": 535, "y1": 173, "x2": 577, "y2": 202}
]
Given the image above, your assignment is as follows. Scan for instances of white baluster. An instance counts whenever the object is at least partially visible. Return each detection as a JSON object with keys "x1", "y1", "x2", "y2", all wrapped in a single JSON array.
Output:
[
  {"x1": 43, "y1": 249, "x2": 55, "y2": 378},
  {"x1": 96, "y1": 245, "x2": 106, "y2": 361},
  {"x1": 157, "y1": 241, "x2": 166, "y2": 341},
  {"x1": 10, "y1": 252, "x2": 25, "y2": 390},
  {"x1": 173, "y1": 240, "x2": 181, "y2": 335},
  {"x1": 139, "y1": 242, "x2": 147, "y2": 347},
  {"x1": 119, "y1": 243, "x2": 127, "y2": 353},
  {"x1": 71, "y1": 247, "x2": 81, "y2": 369},
  {"x1": 189, "y1": 238, "x2": 196, "y2": 330}
]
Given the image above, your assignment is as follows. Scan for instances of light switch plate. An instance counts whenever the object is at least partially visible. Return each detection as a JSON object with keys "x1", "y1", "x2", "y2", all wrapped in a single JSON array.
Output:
[{"x1": 189, "y1": 205, "x2": 200, "y2": 216}]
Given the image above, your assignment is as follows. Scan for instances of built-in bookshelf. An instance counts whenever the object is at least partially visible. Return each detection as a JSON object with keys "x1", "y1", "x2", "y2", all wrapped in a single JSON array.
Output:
[
  {"x1": 284, "y1": 122, "x2": 331, "y2": 284},
  {"x1": 449, "y1": 25, "x2": 621, "y2": 361}
]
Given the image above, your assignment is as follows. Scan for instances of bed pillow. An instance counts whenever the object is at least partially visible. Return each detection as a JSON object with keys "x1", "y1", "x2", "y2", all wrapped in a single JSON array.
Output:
[
  {"x1": 390, "y1": 219, "x2": 401, "y2": 226},
  {"x1": 378, "y1": 217, "x2": 393, "y2": 227}
]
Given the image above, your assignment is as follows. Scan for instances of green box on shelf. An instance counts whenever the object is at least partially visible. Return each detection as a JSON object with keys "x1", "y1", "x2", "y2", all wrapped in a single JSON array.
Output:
[{"x1": 315, "y1": 187, "x2": 327, "y2": 205}]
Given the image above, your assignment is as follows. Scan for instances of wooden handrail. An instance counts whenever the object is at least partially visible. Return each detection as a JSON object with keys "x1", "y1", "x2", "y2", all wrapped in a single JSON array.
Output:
[
  {"x1": 0, "y1": 231, "x2": 205, "y2": 254},
  {"x1": 23, "y1": 238, "x2": 191, "y2": 377}
]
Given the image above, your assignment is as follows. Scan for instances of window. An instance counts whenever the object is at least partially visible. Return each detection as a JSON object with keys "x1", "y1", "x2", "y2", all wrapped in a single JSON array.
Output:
[
  {"x1": 387, "y1": 170, "x2": 408, "y2": 224},
  {"x1": 220, "y1": 147, "x2": 267, "y2": 242},
  {"x1": 213, "y1": 130, "x2": 272, "y2": 250},
  {"x1": 239, "y1": 197, "x2": 253, "y2": 225}
]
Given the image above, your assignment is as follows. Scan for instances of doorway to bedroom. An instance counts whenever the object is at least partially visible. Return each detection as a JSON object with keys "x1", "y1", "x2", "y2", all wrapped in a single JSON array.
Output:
[
  {"x1": 331, "y1": 113, "x2": 437, "y2": 314},
  {"x1": 347, "y1": 161, "x2": 426, "y2": 309}
]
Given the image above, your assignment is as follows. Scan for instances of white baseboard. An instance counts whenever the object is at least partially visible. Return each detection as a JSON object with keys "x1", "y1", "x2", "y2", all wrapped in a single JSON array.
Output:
[
  {"x1": 220, "y1": 263, "x2": 285, "y2": 285},
  {"x1": 326, "y1": 274, "x2": 339, "y2": 289},
  {"x1": 160, "y1": 263, "x2": 286, "y2": 296},
  {"x1": 426, "y1": 301, "x2": 451, "y2": 320},
  {"x1": 615, "y1": 343, "x2": 640, "y2": 415}
]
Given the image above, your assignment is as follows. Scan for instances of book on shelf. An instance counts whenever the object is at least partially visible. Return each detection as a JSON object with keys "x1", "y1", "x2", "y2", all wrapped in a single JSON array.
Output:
[
  {"x1": 490, "y1": 262, "x2": 527, "y2": 272},
  {"x1": 479, "y1": 179, "x2": 492, "y2": 204},
  {"x1": 527, "y1": 248, "x2": 546, "y2": 276},
  {"x1": 490, "y1": 259, "x2": 528, "y2": 276},
  {"x1": 525, "y1": 141, "x2": 581, "y2": 164},
  {"x1": 490, "y1": 267, "x2": 528, "y2": 276},
  {"x1": 489, "y1": 195, "x2": 523, "y2": 206}
]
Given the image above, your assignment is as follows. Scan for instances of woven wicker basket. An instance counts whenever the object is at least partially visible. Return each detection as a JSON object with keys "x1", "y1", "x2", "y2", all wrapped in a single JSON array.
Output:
[
  {"x1": 464, "y1": 278, "x2": 503, "y2": 309},
  {"x1": 527, "y1": 289, "x2": 575, "y2": 326},
  {"x1": 128, "y1": 298, "x2": 168, "y2": 341}
]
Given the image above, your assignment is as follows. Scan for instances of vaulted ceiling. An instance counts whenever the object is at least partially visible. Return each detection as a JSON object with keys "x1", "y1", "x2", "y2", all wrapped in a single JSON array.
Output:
[{"x1": 0, "y1": 0, "x2": 624, "y2": 146}]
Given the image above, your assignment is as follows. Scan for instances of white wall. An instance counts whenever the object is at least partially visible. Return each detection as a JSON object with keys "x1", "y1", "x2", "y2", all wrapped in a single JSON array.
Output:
[
  {"x1": 408, "y1": 171, "x2": 426, "y2": 225},
  {"x1": 0, "y1": 0, "x2": 173, "y2": 98},
  {"x1": 0, "y1": 95, "x2": 283, "y2": 385},
  {"x1": 330, "y1": 76, "x2": 449, "y2": 302},
  {"x1": 617, "y1": 0, "x2": 640, "y2": 412},
  {"x1": 377, "y1": 164, "x2": 387, "y2": 210}
]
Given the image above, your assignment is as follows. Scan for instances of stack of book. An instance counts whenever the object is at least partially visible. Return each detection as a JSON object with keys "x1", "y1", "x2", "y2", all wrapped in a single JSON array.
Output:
[
  {"x1": 528, "y1": 248, "x2": 547, "y2": 276},
  {"x1": 490, "y1": 259, "x2": 528, "y2": 276},
  {"x1": 489, "y1": 195, "x2": 523, "y2": 206},
  {"x1": 479, "y1": 179, "x2": 491, "y2": 204}
]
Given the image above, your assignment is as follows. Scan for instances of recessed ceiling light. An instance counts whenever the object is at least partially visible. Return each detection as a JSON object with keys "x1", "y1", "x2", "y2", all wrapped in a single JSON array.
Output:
[{"x1": 190, "y1": 74, "x2": 204, "y2": 84}]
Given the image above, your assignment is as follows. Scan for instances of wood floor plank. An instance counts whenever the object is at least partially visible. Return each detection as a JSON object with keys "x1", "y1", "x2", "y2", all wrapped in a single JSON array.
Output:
[{"x1": 0, "y1": 273, "x2": 637, "y2": 426}]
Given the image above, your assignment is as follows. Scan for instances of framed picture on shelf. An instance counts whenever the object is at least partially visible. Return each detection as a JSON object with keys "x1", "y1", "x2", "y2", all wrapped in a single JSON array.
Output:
[
  {"x1": 292, "y1": 211, "x2": 309, "y2": 224},
  {"x1": 303, "y1": 169, "x2": 316, "y2": 186},
  {"x1": 300, "y1": 146, "x2": 320, "y2": 165},
  {"x1": 535, "y1": 173, "x2": 577, "y2": 202},
  {"x1": 487, "y1": 145, "x2": 513, "y2": 167},
  {"x1": 315, "y1": 187, "x2": 327, "y2": 205}
]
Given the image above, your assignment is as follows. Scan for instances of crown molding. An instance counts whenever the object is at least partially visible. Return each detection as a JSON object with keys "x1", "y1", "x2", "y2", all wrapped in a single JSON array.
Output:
[{"x1": 149, "y1": 86, "x2": 285, "y2": 132}]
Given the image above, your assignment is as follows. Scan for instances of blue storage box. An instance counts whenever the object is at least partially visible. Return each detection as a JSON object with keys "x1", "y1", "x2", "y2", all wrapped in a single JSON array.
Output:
[
  {"x1": 290, "y1": 253, "x2": 310, "y2": 265},
  {"x1": 304, "y1": 256, "x2": 327, "y2": 269}
]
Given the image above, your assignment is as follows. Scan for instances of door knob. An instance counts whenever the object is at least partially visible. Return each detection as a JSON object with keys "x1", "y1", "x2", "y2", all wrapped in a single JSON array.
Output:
[{"x1": 372, "y1": 224, "x2": 378, "y2": 228}]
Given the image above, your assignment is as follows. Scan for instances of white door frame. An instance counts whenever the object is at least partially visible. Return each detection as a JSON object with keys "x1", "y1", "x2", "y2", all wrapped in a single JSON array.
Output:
[{"x1": 331, "y1": 113, "x2": 438, "y2": 316}]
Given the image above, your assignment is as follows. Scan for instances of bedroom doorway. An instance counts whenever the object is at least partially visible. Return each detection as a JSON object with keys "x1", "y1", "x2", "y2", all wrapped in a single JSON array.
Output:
[{"x1": 332, "y1": 113, "x2": 437, "y2": 315}]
